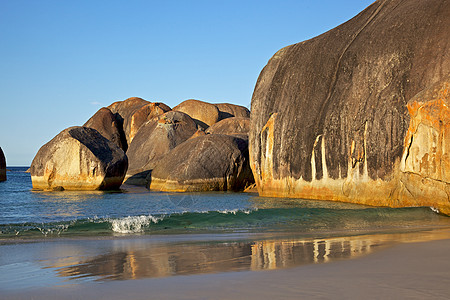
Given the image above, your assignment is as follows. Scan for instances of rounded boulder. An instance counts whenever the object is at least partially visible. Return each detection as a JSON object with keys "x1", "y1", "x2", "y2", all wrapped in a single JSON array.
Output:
[
  {"x1": 249, "y1": 0, "x2": 450, "y2": 212},
  {"x1": 173, "y1": 99, "x2": 220, "y2": 129},
  {"x1": 30, "y1": 126, "x2": 128, "y2": 190},
  {"x1": 149, "y1": 134, "x2": 254, "y2": 192},
  {"x1": 215, "y1": 103, "x2": 250, "y2": 120},
  {"x1": 206, "y1": 117, "x2": 250, "y2": 136},
  {"x1": 125, "y1": 111, "x2": 198, "y2": 185},
  {"x1": 129, "y1": 102, "x2": 171, "y2": 143},
  {"x1": 83, "y1": 107, "x2": 127, "y2": 151},
  {"x1": 108, "y1": 97, "x2": 150, "y2": 147}
]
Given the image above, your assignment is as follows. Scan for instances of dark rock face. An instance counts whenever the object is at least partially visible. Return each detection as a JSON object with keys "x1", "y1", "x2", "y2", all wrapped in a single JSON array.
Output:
[
  {"x1": 107, "y1": 97, "x2": 150, "y2": 148},
  {"x1": 83, "y1": 107, "x2": 127, "y2": 151},
  {"x1": 0, "y1": 147, "x2": 6, "y2": 182},
  {"x1": 125, "y1": 111, "x2": 198, "y2": 185},
  {"x1": 30, "y1": 127, "x2": 128, "y2": 190},
  {"x1": 173, "y1": 99, "x2": 220, "y2": 129},
  {"x1": 206, "y1": 117, "x2": 250, "y2": 135},
  {"x1": 215, "y1": 103, "x2": 250, "y2": 120},
  {"x1": 249, "y1": 0, "x2": 450, "y2": 213},
  {"x1": 149, "y1": 134, "x2": 254, "y2": 192}
]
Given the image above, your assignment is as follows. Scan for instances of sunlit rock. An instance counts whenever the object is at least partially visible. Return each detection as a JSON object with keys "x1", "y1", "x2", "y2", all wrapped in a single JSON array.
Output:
[
  {"x1": 107, "y1": 97, "x2": 150, "y2": 149},
  {"x1": 249, "y1": 0, "x2": 450, "y2": 214},
  {"x1": 215, "y1": 103, "x2": 250, "y2": 120},
  {"x1": 206, "y1": 117, "x2": 250, "y2": 136},
  {"x1": 128, "y1": 102, "x2": 171, "y2": 143},
  {"x1": 173, "y1": 99, "x2": 220, "y2": 129},
  {"x1": 30, "y1": 126, "x2": 128, "y2": 190}
]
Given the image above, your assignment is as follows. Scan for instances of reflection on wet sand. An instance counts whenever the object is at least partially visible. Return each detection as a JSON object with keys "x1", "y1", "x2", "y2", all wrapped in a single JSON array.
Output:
[{"x1": 44, "y1": 229, "x2": 450, "y2": 282}]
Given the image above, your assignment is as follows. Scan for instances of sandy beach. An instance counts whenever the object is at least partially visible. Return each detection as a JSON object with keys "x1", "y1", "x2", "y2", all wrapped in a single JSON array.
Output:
[{"x1": 2, "y1": 229, "x2": 450, "y2": 300}]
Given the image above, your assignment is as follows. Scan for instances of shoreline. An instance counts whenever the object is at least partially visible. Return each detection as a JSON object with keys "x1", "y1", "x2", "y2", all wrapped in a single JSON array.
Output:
[{"x1": 1, "y1": 228, "x2": 450, "y2": 299}]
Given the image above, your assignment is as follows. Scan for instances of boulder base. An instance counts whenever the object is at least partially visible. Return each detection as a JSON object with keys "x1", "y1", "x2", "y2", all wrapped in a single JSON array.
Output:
[{"x1": 30, "y1": 127, "x2": 128, "y2": 190}]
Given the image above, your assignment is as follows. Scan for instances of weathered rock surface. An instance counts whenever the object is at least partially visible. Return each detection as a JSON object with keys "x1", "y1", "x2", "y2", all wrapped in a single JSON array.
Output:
[
  {"x1": 399, "y1": 75, "x2": 450, "y2": 213},
  {"x1": 129, "y1": 102, "x2": 171, "y2": 143},
  {"x1": 173, "y1": 99, "x2": 220, "y2": 129},
  {"x1": 30, "y1": 127, "x2": 128, "y2": 190},
  {"x1": 125, "y1": 111, "x2": 198, "y2": 185},
  {"x1": 83, "y1": 107, "x2": 126, "y2": 150},
  {"x1": 108, "y1": 97, "x2": 150, "y2": 148},
  {"x1": 206, "y1": 117, "x2": 250, "y2": 136},
  {"x1": 249, "y1": 0, "x2": 450, "y2": 213},
  {"x1": 0, "y1": 147, "x2": 6, "y2": 182},
  {"x1": 215, "y1": 103, "x2": 250, "y2": 120},
  {"x1": 149, "y1": 134, "x2": 254, "y2": 192}
]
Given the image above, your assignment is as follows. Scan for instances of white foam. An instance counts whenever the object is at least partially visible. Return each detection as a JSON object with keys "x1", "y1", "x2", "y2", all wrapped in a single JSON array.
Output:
[
  {"x1": 218, "y1": 209, "x2": 255, "y2": 215},
  {"x1": 110, "y1": 215, "x2": 161, "y2": 234},
  {"x1": 430, "y1": 207, "x2": 440, "y2": 214}
]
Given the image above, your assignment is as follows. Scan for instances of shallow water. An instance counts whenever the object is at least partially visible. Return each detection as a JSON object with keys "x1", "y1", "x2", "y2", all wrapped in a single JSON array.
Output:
[
  {"x1": 1, "y1": 167, "x2": 450, "y2": 289},
  {"x1": 1, "y1": 167, "x2": 449, "y2": 239}
]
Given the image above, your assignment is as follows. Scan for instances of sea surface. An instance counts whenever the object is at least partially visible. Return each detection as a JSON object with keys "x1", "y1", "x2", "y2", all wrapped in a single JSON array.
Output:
[
  {"x1": 1, "y1": 167, "x2": 449, "y2": 239},
  {"x1": 1, "y1": 167, "x2": 450, "y2": 289}
]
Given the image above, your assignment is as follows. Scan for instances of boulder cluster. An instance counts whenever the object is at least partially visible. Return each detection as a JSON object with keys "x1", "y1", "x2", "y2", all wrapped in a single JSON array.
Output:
[
  {"x1": 30, "y1": 98, "x2": 253, "y2": 191},
  {"x1": 29, "y1": 0, "x2": 449, "y2": 214}
]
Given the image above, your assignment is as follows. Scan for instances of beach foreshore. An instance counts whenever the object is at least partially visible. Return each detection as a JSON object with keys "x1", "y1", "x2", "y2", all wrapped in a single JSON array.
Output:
[{"x1": 1, "y1": 229, "x2": 450, "y2": 300}]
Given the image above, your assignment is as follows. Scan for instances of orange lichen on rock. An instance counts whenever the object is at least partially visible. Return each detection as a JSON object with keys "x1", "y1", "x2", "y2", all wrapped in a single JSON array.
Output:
[
  {"x1": 251, "y1": 78, "x2": 450, "y2": 215},
  {"x1": 402, "y1": 79, "x2": 449, "y2": 183}
]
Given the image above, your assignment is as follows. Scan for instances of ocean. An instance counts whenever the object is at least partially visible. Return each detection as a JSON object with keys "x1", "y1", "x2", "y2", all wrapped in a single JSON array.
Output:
[{"x1": 1, "y1": 167, "x2": 450, "y2": 288}]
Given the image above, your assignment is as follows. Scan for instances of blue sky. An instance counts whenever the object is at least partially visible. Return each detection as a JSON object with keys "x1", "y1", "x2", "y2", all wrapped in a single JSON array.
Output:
[{"x1": 0, "y1": 0, "x2": 373, "y2": 166}]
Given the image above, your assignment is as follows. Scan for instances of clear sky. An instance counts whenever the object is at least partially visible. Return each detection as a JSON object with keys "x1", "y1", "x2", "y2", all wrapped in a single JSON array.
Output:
[{"x1": 0, "y1": 0, "x2": 374, "y2": 166}]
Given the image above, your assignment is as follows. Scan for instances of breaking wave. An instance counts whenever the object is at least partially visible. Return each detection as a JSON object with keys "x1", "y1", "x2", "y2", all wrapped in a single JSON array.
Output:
[{"x1": 0, "y1": 206, "x2": 446, "y2": 239}]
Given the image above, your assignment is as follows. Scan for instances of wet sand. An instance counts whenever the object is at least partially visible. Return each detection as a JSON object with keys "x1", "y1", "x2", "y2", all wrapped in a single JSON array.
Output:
[{"x1": 1, "y1": 230, "x2": 450, "y2": 299}]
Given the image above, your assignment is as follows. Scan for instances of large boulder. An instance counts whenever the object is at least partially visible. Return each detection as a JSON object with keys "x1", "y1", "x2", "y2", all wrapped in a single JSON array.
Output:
[
  {"x1": 206, "y1": 117, "x2": 250, "y2": 136},
  {"x1": 149, "y1": 134, "x2": 254, "y2": 192},
  {"x1": 125, "y1": 111, "x2": 198, "y2": 185},
  {"x1": 0, "y1": 147, "x2": 6, "y2": 182},
  {"x1": 128, "y1": 102, "x2": 171, "y2": 143},
  {"x1": 249, "y1": 0, "x2": 450, "y2": 213},
  {"x1": 173, "y1": 99, "x2": 220, "y2": 129},
  {"x1": 107, "y1": 97, "x2": 150, "y2": 148},
  {"x1": 30, "y1": 127, "x2": 128, "y2": 191},
  {"x1": 215, "y1": 103, "x2": 250, "y2": 120},
  {"x1": 83, "y1": 107, "x2": 127, "y2": 151}
]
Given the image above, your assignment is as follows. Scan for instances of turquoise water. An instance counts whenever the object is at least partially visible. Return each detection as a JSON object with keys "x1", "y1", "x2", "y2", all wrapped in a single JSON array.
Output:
[
  {"x1": 1, "y1": 167, "x2": 449, "y2": 240},
  {"x1": 1, "y1": 167, "x2": 450, "y2": 289}
]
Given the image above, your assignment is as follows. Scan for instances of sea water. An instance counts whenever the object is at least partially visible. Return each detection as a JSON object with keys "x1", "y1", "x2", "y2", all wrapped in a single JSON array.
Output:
[
  {"x1": 1, "y1": 167, "x2": 450, "y2": 287},
  {"x1": 1, "y1": 167, "x2": 449, "y2": 238}
]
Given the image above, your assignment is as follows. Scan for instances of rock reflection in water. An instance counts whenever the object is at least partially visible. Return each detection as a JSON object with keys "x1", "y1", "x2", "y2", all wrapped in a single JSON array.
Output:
[{"x1": 46, "y1": 231, "x2": 443, "y2": 282}]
